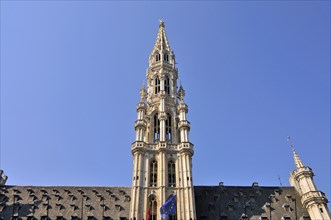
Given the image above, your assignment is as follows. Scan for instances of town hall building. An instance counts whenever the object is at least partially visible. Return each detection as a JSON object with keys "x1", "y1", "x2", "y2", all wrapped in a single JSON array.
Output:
[{"x1": 0, "y1": 21, "x2": 330, "y2": 220}]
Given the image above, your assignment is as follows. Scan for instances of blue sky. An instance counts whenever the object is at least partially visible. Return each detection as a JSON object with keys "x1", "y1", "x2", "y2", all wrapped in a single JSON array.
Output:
[{"x1": 1, "y1": 0, "x2": 330, "y2": 205}]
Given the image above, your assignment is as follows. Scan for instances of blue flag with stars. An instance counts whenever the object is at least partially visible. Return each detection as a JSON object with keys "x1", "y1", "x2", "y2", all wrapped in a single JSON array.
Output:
[{"x1": 160, "y1": 195, "x2": 177, "y2": 219}]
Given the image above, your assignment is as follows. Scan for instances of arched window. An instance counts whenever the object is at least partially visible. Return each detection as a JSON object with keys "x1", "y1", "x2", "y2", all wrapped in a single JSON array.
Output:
[
  {"x1": 154, "y1": 113, "x2": 160, "y2": 142},
  {"x1": 155, "y1": 77, "x2": 160, "y2": 94},
  {"x1": 168, "y1": 161, "x2": 176, "y2": 187},
  {"x1": 155, "y1": 53, "x2": 160, "y2": 62},
  {"x1": 148, "y1": 196, "x2": 157, "y2": 220},
  {"x1": 165, "y1": 77, "x2": 170, "y2": 94},
  {"x1": 165, "y1": 113, "x2": 172, "y2": 142},
  {"x1": 150, "y1": 160, "x2": 158, "y2": 187},
  {"x1": 164, "y1": 53, "x2": 169, "y2": 62}
]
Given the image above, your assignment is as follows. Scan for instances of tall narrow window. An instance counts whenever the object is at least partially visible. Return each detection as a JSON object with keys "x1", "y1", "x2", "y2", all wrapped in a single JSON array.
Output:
[
  {"x1": 149, "y1": 196, "x2": 157, "y2": 220},
  {"x1": 155, "y1": 53, "x2": 160, "y2": 62},
  {"x1": 155, "y1": 77, "x2": 160, "y2": 94},
  {"x1": 150, "y1": 160, "x2": 158, "y2": 187},
  {"x1": 168, "y1": 161, "x2": 176, "y2": 187},
  {"x1": 164, "y1": 53, "x2": 169, "y2": 62},
  {"x1": 177, "y1": 119, "x2": 181, "y2": 143},
  {"x1": 154, "y1": 114, "x2": 160, "y2": 142},
  {"x1": 165, "y1": 77, "x2": 170, "y2": 94},
  {"x1": 165, "y1": 113, "x2": 172, "y2": 142}
]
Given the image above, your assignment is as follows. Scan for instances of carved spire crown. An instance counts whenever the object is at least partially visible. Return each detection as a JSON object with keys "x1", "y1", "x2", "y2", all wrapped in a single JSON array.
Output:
[{"x1": 149, "y1": 20, "x2": 175, "y2": 66}]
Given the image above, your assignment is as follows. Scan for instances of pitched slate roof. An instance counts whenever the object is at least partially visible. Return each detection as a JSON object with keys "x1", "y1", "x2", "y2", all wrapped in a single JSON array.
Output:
[
  {"x1": 0, "y1": 186, "x2": 131, "y2": 220},
  {"x1": 0, "y1": 185, "x2": 310, "y2": 220},
  {"x1": 195, "y1": 185, "x2": 310, "y2": 220}
]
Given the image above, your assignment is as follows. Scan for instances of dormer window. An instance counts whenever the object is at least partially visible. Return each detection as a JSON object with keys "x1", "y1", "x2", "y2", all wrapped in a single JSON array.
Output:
[
  {"x1": 282, "y1": 203, "x2": 290, "y2": 212},
  {"x1": 155, "y1": 53, "x2": 160, "y2": 62},
  {"x1": 155, "y1": 77, "x2": 160, "y2": 94}
]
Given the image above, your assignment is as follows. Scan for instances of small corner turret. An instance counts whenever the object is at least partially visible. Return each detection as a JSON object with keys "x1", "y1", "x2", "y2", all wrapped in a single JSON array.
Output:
[
  {"x1": 288, "y1": 137, "x2": 330, "y2": 220},
  {"x1": 177, "y1": 84, "x2": 191, "y2": 145}
]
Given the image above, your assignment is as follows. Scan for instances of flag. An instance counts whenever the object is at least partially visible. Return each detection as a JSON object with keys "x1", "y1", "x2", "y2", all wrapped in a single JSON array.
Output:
[
  {"x1": 146, "y1": 206, "x2": 151, "y2": 220},
  {"x1": 160, "y1": 195, "x2": 176, "y2": 219}
]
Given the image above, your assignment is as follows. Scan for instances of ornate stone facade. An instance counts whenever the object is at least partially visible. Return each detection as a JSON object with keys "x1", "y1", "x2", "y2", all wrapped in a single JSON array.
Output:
[
  {"x1": 0, "y1": 21, "x2": 329, "y2": 220},
  {"x1": 130, "y1": 20, "x2": 196, "y2": 220}
]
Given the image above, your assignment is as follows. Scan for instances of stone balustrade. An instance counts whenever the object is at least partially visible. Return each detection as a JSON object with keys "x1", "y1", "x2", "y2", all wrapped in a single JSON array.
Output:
[
  {"x1": 301, "y1": 191, "x2": 328, "y2": 207},
  {"x1": 131, "y1": 142, "x2": 193, "y2": 152}
]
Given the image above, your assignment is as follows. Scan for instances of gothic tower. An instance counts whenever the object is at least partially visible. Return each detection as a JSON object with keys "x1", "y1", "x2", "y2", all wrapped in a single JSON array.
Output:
[
  {"x1": 289, "y1": 146, "x2": 331, "y2": 220},
  {"x1": 129, "y1": 20, "x2": 196, "y2": 220}
]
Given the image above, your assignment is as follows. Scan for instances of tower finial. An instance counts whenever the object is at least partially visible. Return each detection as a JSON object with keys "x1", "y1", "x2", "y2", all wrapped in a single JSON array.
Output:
[
  {"x1": 178, "y1": 83, "x2": 185, "y2": 103},
  {"x1": 159, "y1": 19, "x2": 165, "y2": 27},
  {"x1": 287, "y1": 136, "x2": 305, "y2": 169},
  {"x1": 140, "y1": 81, "x2": 147, "y2": 102},
  {"x1": 287, "y1": 136, "x2": 294, "y2": 150}
]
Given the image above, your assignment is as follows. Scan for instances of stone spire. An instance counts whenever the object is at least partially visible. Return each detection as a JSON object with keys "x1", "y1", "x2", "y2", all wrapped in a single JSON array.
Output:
[
  {"x1": 288, "y1": 136, "x2": 305, "y2": 169},
  {"x1": 292, "y1": 148, "x2": 305, "y2": 169},
  {"x1": 149, "y1": 20, "x2": 176, "y2": 67},
  {"x1": 151, "y1": 20, "x2": 172, "y2": 54}
]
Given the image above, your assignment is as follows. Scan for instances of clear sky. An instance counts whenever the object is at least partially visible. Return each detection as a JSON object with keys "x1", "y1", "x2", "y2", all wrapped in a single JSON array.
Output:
[{"x1": 1, "y1": 0, "x2": 330, "y2": 206}]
